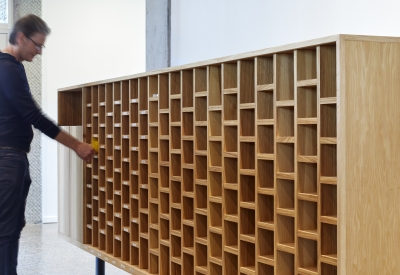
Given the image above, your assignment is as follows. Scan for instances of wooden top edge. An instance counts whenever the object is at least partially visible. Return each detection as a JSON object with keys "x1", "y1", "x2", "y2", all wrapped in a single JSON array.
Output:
[{"x1": 58, "y1": 34, "x2": 341, "y2": 92}]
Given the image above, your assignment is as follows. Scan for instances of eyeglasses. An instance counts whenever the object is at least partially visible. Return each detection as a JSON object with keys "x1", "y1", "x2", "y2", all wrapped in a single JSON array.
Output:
[{"x1": 26, "y1": 36, "x2": 45, "y2": 51}]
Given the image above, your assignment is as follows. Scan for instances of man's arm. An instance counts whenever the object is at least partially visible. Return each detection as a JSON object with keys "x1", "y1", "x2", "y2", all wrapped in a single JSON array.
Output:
[{"x1": 55, "y1": 130, "x2": 95, "y2": 161}]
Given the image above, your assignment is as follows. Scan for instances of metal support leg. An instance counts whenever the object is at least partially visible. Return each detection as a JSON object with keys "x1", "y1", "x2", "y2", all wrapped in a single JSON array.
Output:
[{"x1": 96, "y1": 257, "x2": 105, "y2": 275}]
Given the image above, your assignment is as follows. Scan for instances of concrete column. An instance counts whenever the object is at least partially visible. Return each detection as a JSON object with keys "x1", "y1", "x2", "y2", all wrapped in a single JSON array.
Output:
[{"x1": 146, "y1": 0, "x2": 171, "y2": 71}]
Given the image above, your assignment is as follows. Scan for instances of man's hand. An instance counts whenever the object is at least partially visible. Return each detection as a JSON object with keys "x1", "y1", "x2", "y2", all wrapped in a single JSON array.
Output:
[{"x1": 75, "y1": 142, "x2": 96, "y2": 162}]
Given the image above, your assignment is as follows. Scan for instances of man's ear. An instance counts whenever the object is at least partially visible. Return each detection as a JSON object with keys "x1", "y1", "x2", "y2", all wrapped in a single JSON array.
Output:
[{"x1": 15, "y1": 32, "x2": 25, "y2": 46}]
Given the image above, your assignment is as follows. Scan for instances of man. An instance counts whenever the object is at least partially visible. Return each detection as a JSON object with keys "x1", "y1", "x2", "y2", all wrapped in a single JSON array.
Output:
[{"x1": 0, "y1": 14, "x2": 95, "y2": 274}]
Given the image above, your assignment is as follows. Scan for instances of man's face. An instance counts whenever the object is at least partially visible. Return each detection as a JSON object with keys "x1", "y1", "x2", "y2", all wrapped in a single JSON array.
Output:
[{"x1": 21, "y1": 32, "x2": 46, "y2": 62}]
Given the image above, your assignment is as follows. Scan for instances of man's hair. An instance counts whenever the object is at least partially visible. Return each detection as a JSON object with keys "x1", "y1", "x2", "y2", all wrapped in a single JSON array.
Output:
[{"x1": 9, "y1": 14, "x2": 51, "y2": 45}]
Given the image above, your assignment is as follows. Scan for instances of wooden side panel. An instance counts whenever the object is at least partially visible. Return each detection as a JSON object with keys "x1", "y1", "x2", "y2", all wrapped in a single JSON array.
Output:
[
  {"x1": 58, "y1": 90, "x2": 83, "y2": 126},
  {"x1": 341, "y1": 39, "x2": 400, "y2": 274},
  {"x1": 58, "y1": 126, "x2": 84, "y2": 243}
]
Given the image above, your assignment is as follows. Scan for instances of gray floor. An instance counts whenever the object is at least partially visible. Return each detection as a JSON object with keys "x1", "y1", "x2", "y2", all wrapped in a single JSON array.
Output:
[{"x1": 18, "y1": 223, "x2": 129, "y2": 275}]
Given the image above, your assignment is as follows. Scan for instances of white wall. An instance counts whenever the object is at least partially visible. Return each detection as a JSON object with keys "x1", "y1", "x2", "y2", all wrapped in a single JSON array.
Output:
[
  {"x1": 171, "y1": 0, "x2": 400, "y2": 66},
  {"x1": 42, "y1": 0, "x2": 145, "y2": 223}
]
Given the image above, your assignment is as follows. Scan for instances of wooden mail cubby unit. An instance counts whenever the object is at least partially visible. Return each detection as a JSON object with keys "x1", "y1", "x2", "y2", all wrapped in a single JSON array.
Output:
[{"x1": 58, "y1": 35, "x2": 400, "y2": 275}]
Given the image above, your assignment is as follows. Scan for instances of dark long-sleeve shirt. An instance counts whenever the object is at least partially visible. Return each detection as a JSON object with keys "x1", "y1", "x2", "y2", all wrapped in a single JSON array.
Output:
[{"x1": 0, "y1": 52, "x2": 60, "y2": 152}]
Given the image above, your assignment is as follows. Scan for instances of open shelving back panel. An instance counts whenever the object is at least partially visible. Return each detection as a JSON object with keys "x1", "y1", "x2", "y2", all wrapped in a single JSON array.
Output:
[{"x1": 59, "y1": 39, "x2": 339, "y2": 275}]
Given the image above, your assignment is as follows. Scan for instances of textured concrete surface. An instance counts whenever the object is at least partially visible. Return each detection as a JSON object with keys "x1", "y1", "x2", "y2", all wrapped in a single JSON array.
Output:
[
  {"x1": 146, "y1": 0, "x2": 170, "y2": 71},
  {"x1": 18, "y1": 224, "x2": 128, "y2": 275},
  {"x1": 15, "y1": 0, "x2": 43, "y2": 224}
]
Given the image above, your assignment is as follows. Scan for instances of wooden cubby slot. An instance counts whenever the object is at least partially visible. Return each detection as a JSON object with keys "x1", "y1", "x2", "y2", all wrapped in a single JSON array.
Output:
[
  {"x1": 171, "y1": 262, "x2": 182, "y2": 275},
  {"x1": 170, "y1": 71, "x2": 181, "y2": 95},
  {"x1": 276, "y1": 107, "x2": 294, "y2": 138},
  {"x1": 319, "y1": 45, "x2": 337, "y2": 98},
  {"x1": 195, "y1": 96, "x2": 207, "y2": 122},
  {"x1": 171, "y1": 126, "x2": 181, "y2": 150},
  {"x1": 160, "y1": 191, "x2": 169, "y2": 214},
  {"x1": 224, "y1": 189, "x2": 238, "y2": 216},
  {"x1": 209, "y1": 141, "x2": 222, "y2": 167},
  {"x1": 240, "y1": 142, "x2": 255, "y2": 170},
  {"x1": 183, "y1": 140, "x2": 194, "y2": 164},
  {"x1": 321, "y1": 184, "x2": 337, "y2": 220},
  {"x1": 149, "y1": 202, "x2": 159, "y2": 225},
  {"x1": 209, "y1": 171, "x2": 222, "y2": 198},
  {"x1": 160, "y1": 245, "x2": 170, "y2": 275},
  {"x1": 297, "y1": 49, "x2": 317, "y2": 81},
  {"x1": 139, "y1": 78, "x2": 148, "y2": 111},
  {"x1": 195, "y1": 242, "x2": 208, "y2": 269},
  {"x1": 149, "y1": 75, "x2": 158, "y2": 98},
  {"x1": 195, "y1": 184, "x2": 207, "y2": 210},
  {"x1": 160, "y1": 218, "x2": 169, "y2": 241},
  {"x1": 160, "y1": 165, "x2": 169, "y2": 188},
  {"x1": 149, "y1": 152, "x2": 158, "y2": 174},
  {"x1": 223, "y1": 94, "x2": 237, "y2": 121},
  {"x1": 160, "y1": 113, "x2": 169, "y2": 136},
  {"x1": 276, "y1": 143, "x2": 295, "y2": 173},
  {"x1": 195, "y1": 126, "x2": 207, "y2": 151},
  {"x1": 182, "y1": 70, "x2": 194, "y2": 108},
  {"x1": 149, "y1": 254, "x2": 159, "y2": 274},
  {"x1": 223, "y1": 62, "x2": 238, "y2": 89},
  {"x1": 239, "y1": 60, "x2": 255, "y2": 104},
  {"x1": 160, "y1": 140, "x2": 169, "y2": 162},
  {"x1": 210, "y1": 232, "x2": 222, "y2": 260},
  {"x1": 224, "y1": 157, "x2": 238, "y2": 184},
  {"x1": 224, "y1": 252, "x2": 238, "y2": 275},
  {"x1": 183, "y1": 112, "x2": 194, "y2": 136},
  {"x1": 209, "y1": 65, "x2": 222, "y2": 106},
  {"x1": 258, "y1": 262, "x2": 274, "y2": 275},
  {"x1": 258, "y1": 194, "x2": 274, "y2": 224},
  {"x1": 224, "y1": 126, "x2": 238, "y2": 152},
  {"x1": 276, "y1": 250, "x2": 294, "y2": 275},
  {"x1": 224, "y1": 220, "x2": 238, "y2": 249},
  {"x1": 297, "y1": 87, "x2": 317, "y2": 118},
  {"x1": 183, "y1": 168, "x2": 194, "y2": 193},
  {"x1": 277, "y1": 215, "x2": 294, "y2": 247},
  {"x1": 159, "y1": 74, "x2": 169, "y2": 110},
  {"x1": 298, "y1": 200, "x2": 317, "y2": 234},
  {"x1": 140, "y1": 212, "x2": 148, "y2": 234},
  {"x1": 150, "y1": 227, "x2": 159, "y2": 250},
  {"x1": 240, "y1": 208, "x2": 255, "y2": 237},
  {"x1": 257, "y1": 160, "x2": 274, "y2": 189},
  {"x1": 149, "y1": 177, "x2": 158, "y2": 200},
  {"x1": 171, "y1": 180, "x2": 181, "y2": 204},
  {"x1": 183, "y1": 196, "x2": 194, "y2": 221},
  {"x1": 183, "y1": 224, "x2": 194, "y2": 249},
  {"x1": 171, "y1": 207, "x2": 182, "y2": 232},
  {"x1": 258, "y1": 125, "x2": 274, "y2": 154},
  {"x1": 240, "y1": 240, "x2": 255, "y2": 271},
  {"x1": 240, "y1": 175, "x2": 255, "y2": 203},
  {"x1": 209, "y1": 111, "x2": 222, "y2": 137},
  {"x1": 195, "y1": 213, "x2": 207, "y2": 240},
  {"x1": 257, "y1": 90, "x2": 273, "y2": 120},
  {"x1": 298, "y1": 162, "x2": 317, "y2": 196},
  {"x1": 130, "y1": 244, "x2": 139, "y2": 267},
  {"x1": 257, "y1": 56, "x2": 273, "y2": 86},
  {"x1": 321, "y1": 263, "x2": 338, "y2": 275},
  {"x1": 183, "y1": 253, "x2": 194, "y2": 275},
  {"x1": 195, "y1": 155, "x2": 207, "y2": 180},
  {"x1": 149, "y1": 127, "x2": 158, "y2": 149},
  {"x1": 321, "y1": 104, "x2": 337, "y2": 138},
  {"x1": 277, "y1": 179, "x2": 294, "y2": 211},
  {"x1": 209, "y1": 201, "x2": 222, "y2": 229},
  {"x1": 321, "y1": 223, "x2": 337, "y2": 259},
  {"x1": 171, "y1": 154, "x2": 181, "y2": 177},
  {"x1": 171, "y1": 234, "x2": 182, "y2": 259},
  {"x1": 171, "y1": 99, "x2": 181, "y2": 123},
  {"x1": 321, "y1": 144, "x2": 337, "y2": 177},
  {"x1": 139, "y1": 237, "x2": 149, "y2": 270},
  {"x1": 240, "y1": 110, "x2": 255, "y2": 137},
  {"x1": 298, "y1": 124, "x2": 317, "y2": 157},
  {"x1": 298, "y1": 238, "x2": 317, "y2": 273},
  {"x1": 276, "y1": 53, "x2": 294, "y2": 101},
  {"x1": 210, "y1": 262, "x2": 223, "y2": 275},
  {"x1": 258, "y1": 228, "x2": 274, "y2": 261}
]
